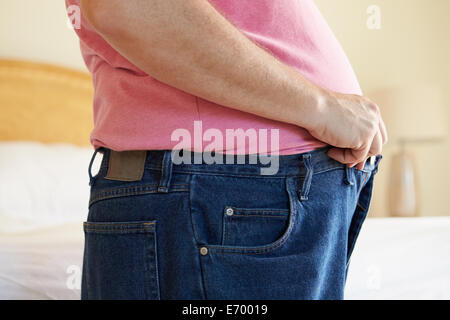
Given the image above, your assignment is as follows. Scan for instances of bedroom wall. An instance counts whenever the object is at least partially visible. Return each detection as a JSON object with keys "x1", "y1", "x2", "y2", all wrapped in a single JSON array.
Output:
[
  {"x1": 0, "y1": 0, "x2": 86, "y2": 70},
  {"x1": 315, "y1": 0, "x2": 450, "y2": 217},
  {"x1": 1, "y1": 0, "x2": 449, "y2": 217}
]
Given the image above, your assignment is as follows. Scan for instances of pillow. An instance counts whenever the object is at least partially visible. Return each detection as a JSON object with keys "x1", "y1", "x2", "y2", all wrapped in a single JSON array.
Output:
[{"x1": 0, "y1": 142, "x2": 101, "y2": 233}]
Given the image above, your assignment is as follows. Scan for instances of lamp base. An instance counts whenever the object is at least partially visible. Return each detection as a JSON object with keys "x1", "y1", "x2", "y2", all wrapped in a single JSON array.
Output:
[{"x1": 388, "y1": 150, "x2": 418, "y2": 217}]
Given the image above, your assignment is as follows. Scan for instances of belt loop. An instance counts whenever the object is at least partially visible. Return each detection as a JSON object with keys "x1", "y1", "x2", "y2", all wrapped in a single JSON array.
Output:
[
  {"x1": 158, "y1": 150, "x2": 173, "y2": 193},
  {"x1": 344, "y1": 166, "x2": 355, "y2": 186},
  {"x1": 299, "y1": 154, "x2": 313, "y2": 201},
  {"x1": 88, "y1": 148, "x2": 101, "y2": 186}
]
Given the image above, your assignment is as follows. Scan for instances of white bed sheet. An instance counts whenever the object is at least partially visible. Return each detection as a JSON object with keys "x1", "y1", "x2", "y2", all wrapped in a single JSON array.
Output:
[
  {"x1": 345, "y1": 217, "x2": 450, "y2": 300},
  {"x1": 1, "y1": 217, "x2": 449, "y2": 300},
  {"x1": 0, "y1": 223, "x2": 83, "y2": 300},
  {"x1": 0, "y1": 142, "x2": 96, "y2": 233}
]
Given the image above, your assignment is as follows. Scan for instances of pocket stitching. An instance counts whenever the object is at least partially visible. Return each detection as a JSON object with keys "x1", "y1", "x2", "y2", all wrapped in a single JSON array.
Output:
[
  {"x1": 207, "y1": 178, "x2": 299, "y2": 255},
  {"x1": 83, "y1": 221, "x2": 156, "y2": 233},
  {"x1": 229, "y1": 215, "x2": 288, "y2": 218},
  {"x1": 228, "y1": 207, "x2": 289, "y2": 216},
  {"x1": 89, "y1": 184, "x2": 189, "y2": 207},
  {"x1": 222, "y1": 207, "x2": 289, "y2": 246}
]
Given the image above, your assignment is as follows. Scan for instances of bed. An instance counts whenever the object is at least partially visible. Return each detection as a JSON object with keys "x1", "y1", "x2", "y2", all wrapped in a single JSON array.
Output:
[
  {"x1": 1, "y1": 59, "x2": 449, "y2": 300},
  {"x1": 2, "y1": 216, "x2": 449, "y2": 300},
  {"x1": 0, "y1": 59, "x2": 93, "y2": 299},
  {"x1": 345, "y1": 217, "x2": 450, "y2": 299}
]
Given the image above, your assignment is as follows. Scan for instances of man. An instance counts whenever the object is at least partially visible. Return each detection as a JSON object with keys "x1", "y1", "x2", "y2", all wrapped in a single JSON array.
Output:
[{"x1": 68, "y1": 0, "x2": 386, "y2": 300}]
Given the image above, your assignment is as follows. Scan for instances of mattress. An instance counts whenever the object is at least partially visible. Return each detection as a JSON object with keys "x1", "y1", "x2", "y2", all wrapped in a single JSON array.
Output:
[
  {"x1": 0, "y1": 223, "x2": 83, "y2": 300},
  {"x1": 345, "y1": 217, "x2": 450, "y2": 299},
  {"x1": 1, "y1": 217, "x2": 449, "y2": 300}
]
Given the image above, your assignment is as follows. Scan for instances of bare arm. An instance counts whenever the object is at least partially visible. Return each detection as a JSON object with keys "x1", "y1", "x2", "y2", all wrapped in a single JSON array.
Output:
[{"x1": 81, "y1": 0, "x2": 387, "y2": 167}]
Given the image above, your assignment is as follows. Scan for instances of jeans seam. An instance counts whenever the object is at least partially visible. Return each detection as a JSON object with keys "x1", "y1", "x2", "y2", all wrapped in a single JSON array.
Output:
[
  {"x1": 358, "y1": 171, "x2": 370, "y2": 195},
  {"x1": 187, "y1": 175, "x2": 208, "y2": 300},
  {"x1": 138, "y1": 166, "x2": 344, "y2": 179},
  {"x1": 231, "y1": 208, "x2": 290, "y2": 213},
  {"x1": 150, "y1": 226, "x2": 161, "y2": 300},
  {"x1": 89, "y1": 184, "x2": 189, "y2": 207},
  {"x1": 84, "y1": 222, "x2": 155, "y2": 227},
  {"x1": 221, "y1": 211, "x2": 228, "y2": 246},
  {"x1": 83, "y1": 221, "x2": 156, "y2": 233}
]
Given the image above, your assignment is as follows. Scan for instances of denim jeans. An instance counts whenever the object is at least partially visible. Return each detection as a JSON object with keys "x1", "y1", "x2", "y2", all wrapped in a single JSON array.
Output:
[{"x1": 82, "y1": 147, "x2": 381, "y2": 300}]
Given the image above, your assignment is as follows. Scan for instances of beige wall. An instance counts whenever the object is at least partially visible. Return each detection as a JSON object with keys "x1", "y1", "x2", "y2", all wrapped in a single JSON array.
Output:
[
  {"x1": 316, "y1": 0, "x2": 450, "y2": 217},
  {"x1": 0, "y1": 0, "x2": 86, "y2": 70},
  {"x1": 1, "y1": 1, "x2": 449, "y2": 216}
]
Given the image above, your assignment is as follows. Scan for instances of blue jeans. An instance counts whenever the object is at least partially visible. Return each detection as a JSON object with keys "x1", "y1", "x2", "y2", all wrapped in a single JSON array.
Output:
[{"x1": 83, "y1": 147, "x2": 381, "y2": 300}]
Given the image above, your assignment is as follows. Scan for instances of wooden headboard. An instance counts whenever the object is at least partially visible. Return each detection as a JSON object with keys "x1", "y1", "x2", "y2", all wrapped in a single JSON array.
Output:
[{"x1": 0, "y1": 59, "x2": 94, "y2": 146}]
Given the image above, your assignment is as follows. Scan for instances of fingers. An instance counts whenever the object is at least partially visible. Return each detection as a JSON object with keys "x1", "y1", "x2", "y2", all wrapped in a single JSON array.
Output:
[
  {"x1": 355, "y1": 160, "x2": 366, "y2": 171},
  {"x1": 369, "y1": 130, "x2": 383, "y2": 156},
  {"x1": 327, "y1": 96, "x2": 387, "y2": 168},
  {"x1": 327, "y1": 146, "x2": 368, "y2": 165},
  {"x1": 351, "y1": 130, "x2": 382, "y2": 168},
  {"x1": 327, "y1": 148, "x2": 353, "y2": 164},
  {"x1": 329, "y1": 127, "x2": 383, "y2": 168}
]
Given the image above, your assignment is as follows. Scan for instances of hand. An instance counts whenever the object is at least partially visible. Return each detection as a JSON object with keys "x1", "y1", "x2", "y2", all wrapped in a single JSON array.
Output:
[{"x1": 307, "y1": 89, "x2": 388, "y2": 169}]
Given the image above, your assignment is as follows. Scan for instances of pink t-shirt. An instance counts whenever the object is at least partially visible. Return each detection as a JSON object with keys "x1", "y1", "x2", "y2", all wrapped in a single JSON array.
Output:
[{"x1": 66, "y1": 0, "x2": 361, "y2": 155}]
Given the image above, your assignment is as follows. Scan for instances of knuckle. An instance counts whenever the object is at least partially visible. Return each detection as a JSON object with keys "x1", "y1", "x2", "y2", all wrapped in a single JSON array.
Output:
[
  {"x1": 371, "y1": 141, "x2": 382, "y2": 155},
  {"x1": 368, "y1": 121, "x2": 378, "y2": 133},
  {"x1": 368, "y1": 101, "x2": 380, "y2": 114},
  {"x1": 374, "y1": 145, "x2": 382, "y2": 155}
]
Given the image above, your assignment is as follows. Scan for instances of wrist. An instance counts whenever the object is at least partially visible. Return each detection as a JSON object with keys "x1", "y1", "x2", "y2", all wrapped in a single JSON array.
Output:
[{"x1": 294, "y1": 84, "x2": 331, "y2": 132}]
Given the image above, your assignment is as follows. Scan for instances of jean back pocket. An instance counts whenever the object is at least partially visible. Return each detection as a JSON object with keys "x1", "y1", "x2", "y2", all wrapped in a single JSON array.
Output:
[{"x1": 83, "y1": 221, "x2": 160, "y2": 300}]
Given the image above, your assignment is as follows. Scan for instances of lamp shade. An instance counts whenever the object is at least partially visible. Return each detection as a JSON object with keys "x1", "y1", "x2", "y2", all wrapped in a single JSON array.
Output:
[{"x1": 371, "y1": 86, "x2": 447, "y2": 143}]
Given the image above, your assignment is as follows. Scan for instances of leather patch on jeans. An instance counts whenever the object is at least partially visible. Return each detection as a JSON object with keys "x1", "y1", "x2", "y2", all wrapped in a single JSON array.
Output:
[{"x1": 105, "y1": 150, "x2": 147, "y2": 182}]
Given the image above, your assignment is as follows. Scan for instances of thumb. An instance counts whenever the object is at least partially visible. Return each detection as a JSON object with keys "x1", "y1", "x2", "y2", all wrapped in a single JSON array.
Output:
[{"x1": 327, "y1": 147, "x2": 366, "y2": 165}]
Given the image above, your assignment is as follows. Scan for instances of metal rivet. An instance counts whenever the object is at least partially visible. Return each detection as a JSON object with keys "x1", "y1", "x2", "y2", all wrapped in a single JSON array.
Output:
[
  {"x1": 200, "y1": 247, "x2": 208, "y2": 256},
  {"x1": 225, "y1": 207, "x2": 234, "y2": 216}
]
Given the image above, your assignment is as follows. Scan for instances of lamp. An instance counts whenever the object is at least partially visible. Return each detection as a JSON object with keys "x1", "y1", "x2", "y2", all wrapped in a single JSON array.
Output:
[{"x1": 372, "y1": 86, "x2": 447, "y2": 217}]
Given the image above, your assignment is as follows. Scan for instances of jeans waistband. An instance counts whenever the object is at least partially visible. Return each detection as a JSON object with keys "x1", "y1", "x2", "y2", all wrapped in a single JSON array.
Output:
[{"x1": 95, "y1": 146, "x2": 380, "y2": 178}]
